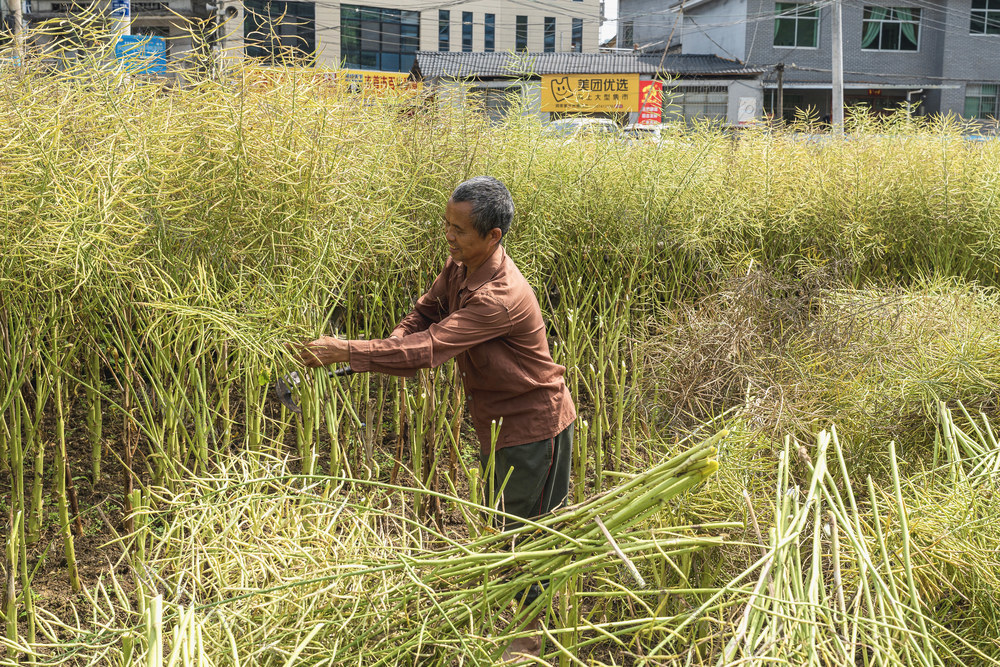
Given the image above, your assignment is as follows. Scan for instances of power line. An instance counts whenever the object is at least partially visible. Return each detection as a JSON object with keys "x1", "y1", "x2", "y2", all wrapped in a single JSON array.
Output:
[
  {"x1": 232, "y1": 2, "x2": 609, "y2": 38},
  {"x1": 615, "y1": 0, "x2": 839, "y2": 61},
  {"x1": 25, "y1": 6, "x2": 608, "y2": 54},
  {"x1": 612, "y1": 0, "x2": 1000, "y2": 93},
  {"x1": 613, "y1": 0, "x2": 992, "y2": 37},
  {"x1": 633, "y1": 0, "x2": 999, "y2": 51},
  {"x1": 293, "y1": 0, "x2": 606, "y2": 24},
  {"x1": 617, "y1": 0, "x2": 832, "y2": 27},
  {"x1": 28, "y1": 0, "x2": 996, "y2": 42},
  {"x1": 681, "y1": 14, "x2": 740, "y2": 59},
  {"x1": 25, "y1": 1, "x2": 609, "y2": 31},
  {"x1": 609, "y1": 0, "x2": 997, "y2": 53},
  {"x1": 27, "y1": 0, "x2": 1000, "y2": 76},
  {"x1": 841, "y1": 0, "x2": 1000, "y2": 44}
]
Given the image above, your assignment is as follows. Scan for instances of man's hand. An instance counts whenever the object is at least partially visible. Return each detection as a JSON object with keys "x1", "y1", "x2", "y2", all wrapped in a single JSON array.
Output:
[{"x1": 292, "y1": 336, "x2": 350, "y2": 368}]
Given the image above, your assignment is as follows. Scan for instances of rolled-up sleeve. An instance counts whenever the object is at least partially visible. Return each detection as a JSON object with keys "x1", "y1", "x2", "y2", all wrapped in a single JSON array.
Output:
[{"x1": 350, "y1": 292, "x2": 511, "y2": 375}]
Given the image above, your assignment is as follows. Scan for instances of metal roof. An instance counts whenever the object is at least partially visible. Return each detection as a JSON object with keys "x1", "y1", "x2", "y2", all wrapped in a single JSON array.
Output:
[
  {"x1": 411, "y1": 52, "x2": 766, "y2": 80},
  {"x1": 764, "y1": 82, "x2": 961, "y2": 90}
]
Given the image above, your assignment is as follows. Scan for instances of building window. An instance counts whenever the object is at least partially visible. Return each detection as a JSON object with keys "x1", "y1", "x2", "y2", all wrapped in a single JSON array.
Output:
[
  {"x1": 515, "y1": 15, "x2": 528, "y2": 51},
  {"x1": 245, "y1": 0, "x2": 315, "y2": 64},
  {"x1": 773, "y1": 2, "x2": 819, "y2": 47},
  {"x1": 544, "y1": 16, "x2": 556, "y2": 51},
  {"x1": 462, "y1": 11, "x2": 473, "y2": 51},
  {"x1": 470, "y1": 86, "x2": 522, "y2": 122},
  {"x1": 485, "y1": 13, "x2": 495, "y2": 51},
  {"x1": 971, "y1": 0, "x2": 1000, "y2": 35},
  {"x1": 572, "y1": 17, "x2": 583, "y2": 52},
  {"x1": 622, "y1": 20, "x2": 634, "y2": 47},
  {"x1": 965, "y1": 83, "x2": 998, "y2": 118},
  {"x1": 861, "y1": 7, "x2": 920, "y2": 51},
  {"x1": 439, "y1": 10, "x2": 450, "y2": 51},
  {"x1": 340, "y1": 5, "x2": 418, "y2": 72},
  {"x1": 671, "y1": 86, "x2": 728, "y2": 123}
]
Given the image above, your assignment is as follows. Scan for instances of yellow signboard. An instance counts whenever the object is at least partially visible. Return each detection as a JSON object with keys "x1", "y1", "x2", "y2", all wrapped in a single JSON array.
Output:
[
  {"x1": 341, "y1": 69, "x2": 414, "y2": 91},
  {"x1": 540, "y1": 73, "x2": 640, "y2": 113},
  {"x1": 245, "y1": 67, "x2": 419, "y2": 95}
]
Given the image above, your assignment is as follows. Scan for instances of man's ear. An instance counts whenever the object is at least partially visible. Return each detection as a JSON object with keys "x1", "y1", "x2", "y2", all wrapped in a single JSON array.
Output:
[{"x1": 488, "y1": 227, "x2": 503, "y2": 246}]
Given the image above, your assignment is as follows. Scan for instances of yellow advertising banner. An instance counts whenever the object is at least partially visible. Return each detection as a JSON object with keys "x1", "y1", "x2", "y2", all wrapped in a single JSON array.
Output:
[
  {"x1": 245, "y1": 67, "x2": 420, "y2": 95},
  {"x1": 340, "y1": 69, "x2": 414, "y2": 91},
  {"x1": 540, "y1": 73, "x2": 641, "y2": 113}
]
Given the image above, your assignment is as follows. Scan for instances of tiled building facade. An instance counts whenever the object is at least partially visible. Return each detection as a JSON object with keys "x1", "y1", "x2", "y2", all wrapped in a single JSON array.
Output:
[{"x1": 617, "y1": 0, "x2": 1000, "y2": 122}]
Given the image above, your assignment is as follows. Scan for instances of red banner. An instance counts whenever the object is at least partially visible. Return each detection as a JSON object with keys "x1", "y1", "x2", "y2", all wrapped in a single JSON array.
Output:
[{"x1": 638, "y1": 80, "x2": 663, "y2": 125}]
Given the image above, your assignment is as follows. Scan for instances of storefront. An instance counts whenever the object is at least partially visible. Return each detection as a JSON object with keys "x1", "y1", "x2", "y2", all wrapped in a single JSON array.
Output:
[
  {"x1": 762, "y1": 83, "x2": 959, "y2": 123},
  {"x1": 411, "y1": 51, "x2": 766, "y2": 127}
]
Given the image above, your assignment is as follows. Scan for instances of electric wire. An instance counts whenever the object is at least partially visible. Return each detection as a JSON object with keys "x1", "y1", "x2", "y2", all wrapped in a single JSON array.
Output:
[
  {"x1": 15, "y1": 0, "x2": 999, "y2": 92},
  {"x1": 633, "y1": 0, "x2": 1000, "y2": 49}
]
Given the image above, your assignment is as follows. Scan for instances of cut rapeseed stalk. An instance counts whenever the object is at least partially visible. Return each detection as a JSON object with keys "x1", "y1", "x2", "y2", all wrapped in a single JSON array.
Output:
[{"x1": 122, "y1": 433, "x2": 724, "y2": 666}]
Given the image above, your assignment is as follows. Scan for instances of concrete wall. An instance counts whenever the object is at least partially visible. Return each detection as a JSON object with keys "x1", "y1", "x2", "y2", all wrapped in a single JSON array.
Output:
[
  {"x1": 727, "y1": 78, "x2": 763, "y2": 123},
  {"x1": 681, "y1": 0, "x2": 749, "y2": 60},
  {"x1": 617, "y1": 0, "x2": 678, "y2": 51}
]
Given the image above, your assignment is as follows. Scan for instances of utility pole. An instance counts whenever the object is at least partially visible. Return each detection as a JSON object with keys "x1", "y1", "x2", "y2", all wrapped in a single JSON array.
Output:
[
  {"x1": 776, "y1": 63, "x2": 785, "y2": 125},
  {"x1": 659, "y1": 0, "x2": 684, "y2": 72},
  {"x1": 7, "y1": 0, "x2": 24, "y2": 60},
  {"x1": 831, "y1": 0, "x2": 844, "y2": 132}
]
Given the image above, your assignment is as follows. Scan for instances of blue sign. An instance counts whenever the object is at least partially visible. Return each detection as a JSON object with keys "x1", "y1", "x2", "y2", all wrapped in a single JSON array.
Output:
[
  {"x1": 110, "y1": 0, "x2": 130, "y2": 19},
  {"x1": 0, "y1": 52, "x2": 23, "y2": 67},
  {"x1": 115, "y1": 35, "x2": 167, "y2": 74}
]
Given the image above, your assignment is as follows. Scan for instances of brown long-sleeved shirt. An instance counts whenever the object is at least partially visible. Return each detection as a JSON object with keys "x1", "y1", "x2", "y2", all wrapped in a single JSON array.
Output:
[{"x1": 348, "y1": 245, "x2": 576, "y2": 454}]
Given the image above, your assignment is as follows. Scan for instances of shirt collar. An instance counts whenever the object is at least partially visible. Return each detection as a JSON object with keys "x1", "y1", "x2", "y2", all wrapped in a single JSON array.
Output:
[{"x1": 461, "y1": 244, "x2": 505, "y2": 292}]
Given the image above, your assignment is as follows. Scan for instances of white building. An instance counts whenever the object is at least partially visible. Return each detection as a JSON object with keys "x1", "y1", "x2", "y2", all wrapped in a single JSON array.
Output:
[
  {"x1": 237, "y1": 0, "x2": 604, "y2": 69},
  {"x1": 13, "y1": 0, "x2": 603, "y2": 70}
]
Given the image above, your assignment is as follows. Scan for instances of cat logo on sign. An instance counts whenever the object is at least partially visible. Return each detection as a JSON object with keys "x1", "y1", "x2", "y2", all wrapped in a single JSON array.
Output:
[{"x1": 540, "y1": 74, "x2": 640, "y2": 113}]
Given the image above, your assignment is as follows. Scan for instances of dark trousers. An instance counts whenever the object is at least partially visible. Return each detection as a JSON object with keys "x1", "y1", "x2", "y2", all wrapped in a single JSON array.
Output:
[{"x1": 480, "y1": 423, "x2": 574, "y2": 606}]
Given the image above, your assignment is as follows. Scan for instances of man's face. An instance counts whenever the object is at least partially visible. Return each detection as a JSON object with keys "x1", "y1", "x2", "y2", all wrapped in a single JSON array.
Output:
[{"x1": 444, "y1": 198, "x2": 499, "y2": 270}]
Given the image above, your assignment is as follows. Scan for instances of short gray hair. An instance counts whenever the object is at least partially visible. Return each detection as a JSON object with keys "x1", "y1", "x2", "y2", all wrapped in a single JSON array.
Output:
[{"x1": 450, "y1": 176, "x2": 514, "y2": 239}]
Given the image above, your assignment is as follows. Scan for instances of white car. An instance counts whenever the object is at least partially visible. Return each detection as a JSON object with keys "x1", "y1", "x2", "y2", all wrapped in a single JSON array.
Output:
[
  {"x1": 544, "y1": 117, "x2": 620, "y2": 141},
  {"x1": 621, "y1": 123, "x2": 665, "y2": 144}
]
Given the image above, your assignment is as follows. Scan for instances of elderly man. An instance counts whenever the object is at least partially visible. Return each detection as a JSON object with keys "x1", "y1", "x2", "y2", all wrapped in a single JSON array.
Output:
[{"x1": 295, "y1": 175, "x2": 576, "y2": 661}]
